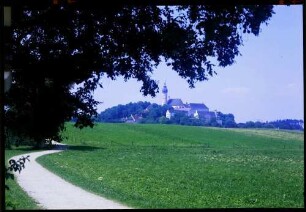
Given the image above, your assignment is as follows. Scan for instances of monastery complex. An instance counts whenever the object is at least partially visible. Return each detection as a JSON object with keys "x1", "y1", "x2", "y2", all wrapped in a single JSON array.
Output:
[{"x1": 161, "y1": 83, "x2": 217, "y2": 121}]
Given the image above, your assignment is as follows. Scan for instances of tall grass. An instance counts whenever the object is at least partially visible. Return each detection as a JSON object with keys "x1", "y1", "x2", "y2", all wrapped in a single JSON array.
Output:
[{"x1": 35, "y1": 123, "x2": 304, "y2": 208}]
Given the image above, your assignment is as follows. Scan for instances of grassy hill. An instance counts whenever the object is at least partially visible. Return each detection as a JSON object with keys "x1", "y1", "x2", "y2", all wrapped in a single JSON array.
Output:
[{"x1": 37, "y1": 123, "x2": 304, "y2": 208}]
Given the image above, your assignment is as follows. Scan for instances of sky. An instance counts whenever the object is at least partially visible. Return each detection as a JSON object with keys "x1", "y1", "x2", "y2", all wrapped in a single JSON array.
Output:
[{"x1": 91, "y1": 5, "x2": 303, "y2": 123}]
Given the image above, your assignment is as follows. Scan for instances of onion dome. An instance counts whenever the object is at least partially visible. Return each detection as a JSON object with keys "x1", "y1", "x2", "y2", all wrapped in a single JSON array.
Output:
[{"x1": 162, "y1": 83, "x2": 168, "y2": 94}]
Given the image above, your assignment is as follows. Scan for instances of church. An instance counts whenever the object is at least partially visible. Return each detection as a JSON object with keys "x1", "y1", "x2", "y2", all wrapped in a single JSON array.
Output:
[{"x1": 161, "y1": 83, "x2": 216, "y2": 121}]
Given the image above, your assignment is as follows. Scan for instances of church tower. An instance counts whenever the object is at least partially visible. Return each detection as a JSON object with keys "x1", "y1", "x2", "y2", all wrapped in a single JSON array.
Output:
[{"x1": 162, "y1": 82, "x2": 168, "y2": 105}]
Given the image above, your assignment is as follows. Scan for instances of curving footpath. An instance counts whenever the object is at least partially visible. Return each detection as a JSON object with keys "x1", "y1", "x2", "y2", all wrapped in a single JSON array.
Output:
[{"x1": 10, "y1": 144, "x2": 131, "y2": 209}]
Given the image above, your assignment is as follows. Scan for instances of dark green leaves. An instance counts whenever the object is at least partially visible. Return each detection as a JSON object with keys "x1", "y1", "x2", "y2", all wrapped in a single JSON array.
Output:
[{"x1": 5, "y1": 5, "x2": 274, "y2": 144}]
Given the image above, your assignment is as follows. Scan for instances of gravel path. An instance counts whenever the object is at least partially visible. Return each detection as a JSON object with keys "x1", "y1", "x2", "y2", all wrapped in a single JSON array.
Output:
[{"x1": 10, "y1": 144, "x2": 131, "y2": 209}]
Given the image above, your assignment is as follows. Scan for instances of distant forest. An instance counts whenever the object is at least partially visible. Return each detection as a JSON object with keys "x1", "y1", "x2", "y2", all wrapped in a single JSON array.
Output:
[{"x1": 76, "y1": 101, "x2": 303, "y2": 131}]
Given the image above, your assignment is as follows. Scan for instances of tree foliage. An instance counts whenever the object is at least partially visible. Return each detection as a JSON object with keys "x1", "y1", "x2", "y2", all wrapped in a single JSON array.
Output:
[
  {"x1": 98, "y1": 101, "x2": 151, "y2": 122},
  {"x1": 238, "y1": 119, "x2": 304, "y2": 130},
  {"x1": 216, "y1": 112, "x2": 237, "y2": 128},
  {"x1": 4, "y1": 3, "x2": 274, "y2": 145}
]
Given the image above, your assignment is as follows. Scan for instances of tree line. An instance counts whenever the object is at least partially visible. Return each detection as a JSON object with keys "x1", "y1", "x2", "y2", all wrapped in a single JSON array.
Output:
[
  {"x1": 95, "y1": 101, "x2": 304, "y2": 131},
  {"x1": 237, "y1": 119, "x2": 304, "y2": 131}
]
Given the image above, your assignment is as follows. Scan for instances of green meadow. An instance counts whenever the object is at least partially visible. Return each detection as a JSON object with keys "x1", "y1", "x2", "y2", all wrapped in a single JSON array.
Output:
[{"x1": 36, "y1": 123, "x2": 304, "y2": 208}]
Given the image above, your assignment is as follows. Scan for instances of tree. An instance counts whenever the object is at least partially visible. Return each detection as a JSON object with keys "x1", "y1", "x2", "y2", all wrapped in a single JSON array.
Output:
[
  {"x1": 223, "y1": 113, "x2": 237, "y2": 128},
  {"x1": 141, "y1": 103, "x2": 169, "y2": 123},
  {"x1": 4, "y1": 3, "x2": 274, "y2": 146},
  {"x1": 216, "y1": 112, "x2": 237, "y2": 128},
  {"x1": 98, "y1": 101, "x2": 150, "y2": 122},
  {"x1": 170, "y1": 111, "x2": 188, "y2": 125}
]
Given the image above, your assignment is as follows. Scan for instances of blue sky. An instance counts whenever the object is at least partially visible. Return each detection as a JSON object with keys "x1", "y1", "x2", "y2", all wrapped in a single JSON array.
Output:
[{"x1": 92, "y1": 5, "x2": 303, "y2": 123}]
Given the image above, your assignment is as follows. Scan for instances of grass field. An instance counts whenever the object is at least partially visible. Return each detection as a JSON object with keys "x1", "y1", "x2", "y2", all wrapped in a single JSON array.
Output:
[{"x1": 35, "y1": 123, "x2": 304, "y2": 208}]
